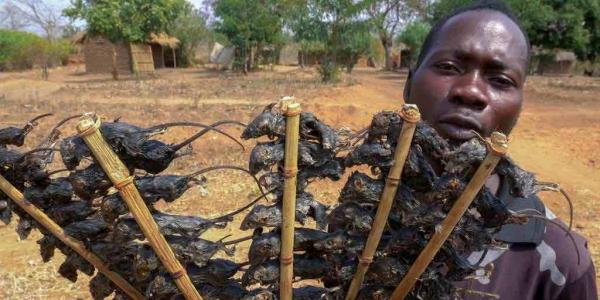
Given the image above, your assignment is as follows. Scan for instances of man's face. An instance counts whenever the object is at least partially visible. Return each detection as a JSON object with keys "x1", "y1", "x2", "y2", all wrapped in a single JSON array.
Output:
[{"x1": 404, "y1": 10, "x2": 529, "y2": 142}]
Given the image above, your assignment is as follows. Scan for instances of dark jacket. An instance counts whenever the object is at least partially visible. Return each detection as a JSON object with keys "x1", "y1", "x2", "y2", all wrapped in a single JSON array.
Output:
[{"x1": 453, "y1": 178, "x2": 597, "y2": 300}]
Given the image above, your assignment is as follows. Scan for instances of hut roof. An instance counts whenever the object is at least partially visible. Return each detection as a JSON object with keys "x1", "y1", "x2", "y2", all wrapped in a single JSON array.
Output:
[
  {"x1": 149, "y1": 33, "x2": 180, "y2": 48},
  {"x1": 70, "y1": 32, "x2": 180, "y2": 48},
  {"x1": 555, "y1": 51, "x2": 576, "y2": 62},
  {"x1": 71, "y1": 31, "x2": 87, "y2": 44}
]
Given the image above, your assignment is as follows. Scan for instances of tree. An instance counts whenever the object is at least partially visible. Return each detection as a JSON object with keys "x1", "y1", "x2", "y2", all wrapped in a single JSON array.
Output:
[
  {"x1": 430, "y1": 0, "x2": 599, "y2": 61},
  {"x1": 12, "y1": 0, "x2": 66, "y2": 41},
  {"x1": 284, "y1": 0, "x2": 328, "y2": 68},
  {"x1": 0, "y1": 2, "x2": 30, "y2": 31},
  {"x1": 580, "y1": 0, "x2": 600, "y2": 60},
  {"x1": 338, "y1": 21, "x2": 377, "y2": 73},
  {"x1": 0, "y1": 29, "x2": 44, "y2": 70},
  {"x1": 396, "y1": 20, "x2": 430, "y2": 66},
  {"x1": 169, "y1": 1, "x2": 208, "y2": 67},
  {"x1": 0, "y1": 29, "x2": 72, "y2": 75},
  {"x1": 286, "y1": 0, "x2": 374, "y2": 81},
  {"x1": 365, "y1": 0, "x2": 426, "y2": 70},
  {"x1": 213, "y1": 0, "x2": 284, "y2": 73},
  {"x1": 64, "y1": 0, "x2": 186, "y2": 79}
]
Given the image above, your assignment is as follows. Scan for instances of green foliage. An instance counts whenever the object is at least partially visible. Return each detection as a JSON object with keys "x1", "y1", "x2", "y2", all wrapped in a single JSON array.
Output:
[
  {"x1": 0, "y1": 30, "x2": 73, "y2": 71},
  {"x1": 43, "y1": 39, "x2": 75, "y2": 66},
  {"x1": 0, "y1": 30, "x2": 43, "y2": 70},
  {"x1": 369, "y1": 37, "x2": 384, "y2": 60},
  {"x1": 427, "y1": 0, "x2": 470, "y2": 22},
  {"x1": 396, "y1": 21, "x2": 430, "y2": 65},
  {"x1": 337, "y1": 21, "x2": 376, "y2": 73},
  {"x1": 64, "y1": 0, "x2": 186, "y2": 43},
  {"x1": 169, "y1": 1, "x2": 208, "y2": 67},
  {"x1": 429, "y1": 0, "x2": 600, "y2": 60},
  {"x1": 317, "y1": 57, "x2": 341, "y2": 83},
  {"x1": 299, "y1": 40, "x2": 327, "y2": 56},
  {"x1": 286, "y1": 0, "x2": 373, "y2": 80},
  {"x1": 213, "y1": 0, "x2": 284, "y2": 71}
]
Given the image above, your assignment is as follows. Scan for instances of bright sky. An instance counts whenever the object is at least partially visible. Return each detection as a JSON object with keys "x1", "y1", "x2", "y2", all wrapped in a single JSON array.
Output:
[
  {"x1": 47, "y1": 0, "x2": 206, "y2": 10},
  {"x1": 7, "y1": 0, "x2": 208, "y2": 35},
  {"x1": 46, "y1": 0, "x2": 70, "y2": 10}
]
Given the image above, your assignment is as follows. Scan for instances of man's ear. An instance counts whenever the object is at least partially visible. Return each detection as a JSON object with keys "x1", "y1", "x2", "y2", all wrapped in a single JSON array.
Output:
[{"x1": 403, "y1": 68, "x2": 414, "y2": 103}]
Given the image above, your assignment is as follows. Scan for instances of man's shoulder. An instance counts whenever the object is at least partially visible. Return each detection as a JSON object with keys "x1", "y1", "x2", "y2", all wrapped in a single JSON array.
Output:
[{"x1": 541, "y1": 208, "x2": 594, "y2": 284}]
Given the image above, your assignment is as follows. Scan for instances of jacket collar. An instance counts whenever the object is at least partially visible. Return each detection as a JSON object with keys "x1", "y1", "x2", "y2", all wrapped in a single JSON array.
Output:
[{"x1": 493, "y1": 176, "x2": 546, "y2": 245}]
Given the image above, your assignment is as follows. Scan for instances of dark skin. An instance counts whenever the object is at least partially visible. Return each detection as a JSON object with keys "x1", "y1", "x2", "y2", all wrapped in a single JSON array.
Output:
[
  {"x1": 404, "y1": 10, "x2": 529, "y2": 142},
  {"x1": 404, "y1": 10, "x2": 529, "y2": 193}
]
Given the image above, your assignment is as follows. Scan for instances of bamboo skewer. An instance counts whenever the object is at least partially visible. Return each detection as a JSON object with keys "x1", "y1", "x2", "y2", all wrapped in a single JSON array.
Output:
[
  {"x1": 76, "y1": 114, "x2": 203, "y2": 300},
  {"x1": 344, "y1": 104, "x2": 421, "y2": 300},
  {"x1": 390, "y1": 132, "x2": 509, "y2": 300},
  {"x1": 279, "y1": 98, "x2": 301, "y2": 300},
  {"x1": 0, "y1": 175, "x2": 144, "y2": 300}
]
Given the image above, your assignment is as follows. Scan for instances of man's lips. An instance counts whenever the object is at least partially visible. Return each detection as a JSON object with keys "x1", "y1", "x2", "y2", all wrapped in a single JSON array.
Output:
[
  {"x1": 439, "y1": 114, "x2": 483, "y2": 132},
  {"x1": 437, "y1": 114, "x2": 483, "y2": 140}
]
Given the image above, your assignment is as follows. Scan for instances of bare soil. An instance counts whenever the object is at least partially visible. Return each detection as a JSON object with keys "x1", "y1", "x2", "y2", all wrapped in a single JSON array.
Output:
[{"x1": 0, "y1": 65, "x2": 598, "y2": 299}]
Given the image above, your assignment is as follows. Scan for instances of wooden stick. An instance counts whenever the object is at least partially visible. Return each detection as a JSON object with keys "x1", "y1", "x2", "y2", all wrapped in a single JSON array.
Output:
[
  {"x1": 390, "y1": 132, "x2": 509, "y2": 300},
  {"x1": 76, "y1": 115, "x2": 202, "y2": 300},
  {"x1": 279, "y1": 98, "x2": 301, "y2": 300},
  {"x1": 0, "y1": 175, "x2": 144, "y2": 300},
  {"x1": 345, "y1": 104, "x2": 421, "y2": 300}
]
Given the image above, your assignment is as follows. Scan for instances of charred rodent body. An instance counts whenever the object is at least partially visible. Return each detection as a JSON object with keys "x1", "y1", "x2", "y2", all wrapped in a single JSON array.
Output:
[
  {"x1": 0, "y1": 113, "x2": 53, "y2": 147},
  {"x1": 0, "y1": 109, "x2": 574, "y2": 300},
  {"x1": 331, "y1": 110, "x2": 574, "y2": 299},
  {"x1": 240, "y1": 103, "x2": 352, "y2": 297},
  {"x1": 0, "y1": 114, "x2": 272, "y2": 299},
  {"x1": 59, "y1": 117, "x2": 245, "y2": 173}
]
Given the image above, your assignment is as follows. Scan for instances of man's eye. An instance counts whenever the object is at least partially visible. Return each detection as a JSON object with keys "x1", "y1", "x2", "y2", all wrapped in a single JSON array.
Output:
[
  {"x1": 489, "y1": 76, "x2": 516, "y2": 89},
  {"x1": 433, "y1": 62, "x2": 460, "y2": 74}
]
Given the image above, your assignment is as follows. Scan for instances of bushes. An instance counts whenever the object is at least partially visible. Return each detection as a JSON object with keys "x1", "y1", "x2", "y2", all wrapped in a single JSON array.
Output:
[
  {"x1": 396, "y1": 22, "x2": 431, "y2": 67},
  {"x1": 0, "y1": 30, "x2": 44, "y2": 71},
  {"x1": 0, "y1": 30, "x2": 73, "y2": 72},
  {"x1": 317, "y1": 57, "x2": 341, "y2": 83}
]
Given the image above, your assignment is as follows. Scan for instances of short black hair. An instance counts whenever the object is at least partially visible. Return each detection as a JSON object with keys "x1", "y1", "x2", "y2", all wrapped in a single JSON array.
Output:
[{"x1": 413, "y1": 0, "x2": 530, "y2": 71}]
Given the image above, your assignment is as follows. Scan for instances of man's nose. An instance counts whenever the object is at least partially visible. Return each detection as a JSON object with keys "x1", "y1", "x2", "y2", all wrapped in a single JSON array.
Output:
[{"x1": 448, "y1": 72, "x2": 489, "y2": 110}]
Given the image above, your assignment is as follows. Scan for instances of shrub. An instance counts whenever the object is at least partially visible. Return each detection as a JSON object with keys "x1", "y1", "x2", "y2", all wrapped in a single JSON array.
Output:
[
  {"x1": 317, "y1": 57, "x2": 341, "y2": 83},
  {"x1": 396, "y1": 22, "x2": 431, "y2": 67},
  {"x1": 0, "y1": 30, "x2": 74, "y2": 71},
  {"x1": 0, "y1": 30, "x2": 45, "y2": 71}
]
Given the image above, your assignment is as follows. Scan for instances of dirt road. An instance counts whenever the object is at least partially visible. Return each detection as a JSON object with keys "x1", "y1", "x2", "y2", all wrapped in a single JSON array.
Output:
[{"x1": 0, "y1": 65, "x2": 598, "y2": 299}]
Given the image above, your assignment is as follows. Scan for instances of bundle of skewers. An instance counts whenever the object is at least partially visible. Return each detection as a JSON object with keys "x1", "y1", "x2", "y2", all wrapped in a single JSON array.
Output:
[
  {"x1": 0, "y1": 103, "x2": 576, "y2": 300},
  {"x1": 0, "y1": 113, "x2": 269, "y2": 300}
]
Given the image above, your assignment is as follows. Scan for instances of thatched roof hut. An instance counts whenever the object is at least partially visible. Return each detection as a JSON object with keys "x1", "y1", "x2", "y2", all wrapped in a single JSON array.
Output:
[
  {"x1": 148, "y1": 33, "x2": 180, "y2": 70},
  {"x1": 535, "y1": 50, "x2": 577, "y2": 76},
  {"x1": 74, "y1": 33, "x2": 180, "y2": 74}
]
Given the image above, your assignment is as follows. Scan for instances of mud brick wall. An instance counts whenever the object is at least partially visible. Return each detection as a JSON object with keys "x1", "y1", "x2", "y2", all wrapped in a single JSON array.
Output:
[{"x1": 84, "y1": 36, "x2": 133, "y2": 74}]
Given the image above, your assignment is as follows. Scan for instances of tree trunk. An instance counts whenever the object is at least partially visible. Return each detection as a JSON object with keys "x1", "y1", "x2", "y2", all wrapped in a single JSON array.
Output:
[
  {"x1": 346, "y1": 55, "x2": 359, "y2": 74},
  {"x1": 243, "y1": 48, "x2": 249, "y2": 75},
  {"x1": 299, "y1": 51, "x2": 305, "y2": 68},
  {"x1": 112, "y1": 44, "x2": 119, "y2": 80},
  {"x1": 383, "y1": 38, "x2": 393, "y2": 71},
  {"x1": 249, "y1": 45, "x2": 257, "y2": 71},
  {"x1": 172, "y1": 48, "x2": 177, "y2": 69},
  {"x1": 42, "y1": 63, "x2": 49, "y2": 80}
]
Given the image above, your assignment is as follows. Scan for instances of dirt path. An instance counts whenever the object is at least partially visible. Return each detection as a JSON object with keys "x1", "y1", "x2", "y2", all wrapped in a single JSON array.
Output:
[{"x1": 0, "y1": 66, "x2": 598, "y2": 298}]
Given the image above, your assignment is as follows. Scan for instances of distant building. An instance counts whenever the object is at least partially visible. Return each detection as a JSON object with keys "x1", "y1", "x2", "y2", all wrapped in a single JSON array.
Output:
[
  {"x1": 210, "y1": 42, "x2": 235, "y2": 68},
  {"x1": 72, "y1": 33, "x2": 179, "y2": 74},
  {"x1": 534, "y1": 49, "x2": 577, "y2": 76}
]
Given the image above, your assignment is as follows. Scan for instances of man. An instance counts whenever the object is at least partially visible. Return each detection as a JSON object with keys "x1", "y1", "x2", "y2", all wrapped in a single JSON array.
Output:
[{"x1": 402, "y1": 1, "x2": 597, "y2": 299}]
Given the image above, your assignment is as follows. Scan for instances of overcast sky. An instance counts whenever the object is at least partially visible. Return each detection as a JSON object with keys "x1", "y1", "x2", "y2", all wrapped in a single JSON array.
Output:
[
  {"x1": 4, "y1": 0, "x2": 208, "y2": 35},
  {"x1": 47, "y1": 0, "x2": 206, "y2": 10}
]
